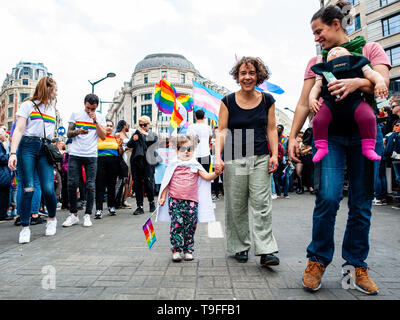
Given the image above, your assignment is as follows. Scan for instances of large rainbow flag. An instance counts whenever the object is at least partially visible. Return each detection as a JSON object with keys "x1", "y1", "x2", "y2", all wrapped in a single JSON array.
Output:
[
  {"x1": 169, "y1": 99, "x2": 184, "y2": 133},
  {"x1": 143, "y1": 218, "x2": 156, "y2": 249},
  {"x1": 154, "y1": 79, "x2": 177, "y2": 114}
]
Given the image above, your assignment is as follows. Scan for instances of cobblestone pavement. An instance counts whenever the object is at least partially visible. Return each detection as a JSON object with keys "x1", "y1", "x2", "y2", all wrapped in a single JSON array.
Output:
[{"x1": 0, "y1": 193, "x2": 399, "y2": 300}]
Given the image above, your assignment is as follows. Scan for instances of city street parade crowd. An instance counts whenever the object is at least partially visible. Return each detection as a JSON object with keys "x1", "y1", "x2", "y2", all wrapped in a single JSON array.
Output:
[{"x1": 1, "y1": 1, "x2": 400, "y2": 297}]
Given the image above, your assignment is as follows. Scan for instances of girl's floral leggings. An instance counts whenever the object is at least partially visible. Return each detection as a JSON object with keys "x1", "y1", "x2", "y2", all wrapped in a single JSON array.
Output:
[{"x1": 168, "y1": 197, "x2": 199, "y2": 254}]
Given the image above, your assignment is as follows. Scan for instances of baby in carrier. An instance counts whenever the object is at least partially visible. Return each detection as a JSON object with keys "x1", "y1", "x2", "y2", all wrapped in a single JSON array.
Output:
[{"x1": 309, "y1": 46, "x2": 388, "y2": 162}]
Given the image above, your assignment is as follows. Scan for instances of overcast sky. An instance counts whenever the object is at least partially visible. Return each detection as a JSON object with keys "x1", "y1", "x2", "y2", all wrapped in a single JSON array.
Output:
[{"x1": 0, "y1": 0, "x2": 321, "y2": 128}]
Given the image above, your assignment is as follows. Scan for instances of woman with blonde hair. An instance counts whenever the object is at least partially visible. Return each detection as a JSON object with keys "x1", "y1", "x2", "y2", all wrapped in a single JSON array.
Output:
[{"x1": 8, "y1": 77, "x2": 59, "y2": 243}]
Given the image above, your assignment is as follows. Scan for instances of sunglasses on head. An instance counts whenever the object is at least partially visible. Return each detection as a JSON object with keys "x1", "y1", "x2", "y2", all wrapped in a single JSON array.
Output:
[
  {"x1": 139, "y1": 123, "x2": 148, "y2": 127},
  {"x1": 178, "y1": 145, "x2": 194, "y2": 152}
]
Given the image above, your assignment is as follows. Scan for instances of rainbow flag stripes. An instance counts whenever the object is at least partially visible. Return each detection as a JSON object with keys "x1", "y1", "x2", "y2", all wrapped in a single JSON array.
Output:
[
  {"x1": 177, "y1": 94, "x2": 194, "y2": 112},
  {"x1": 76, "y1": 121, "x2": 97, "y2": 130},
  {"x1": 143, "y1": 218, "x2": 156, "y2": 249},
  {"x1": 154, "y1": 79, "x2": 177, "y2": 114},
  {"x1": 29, "y1": 112, "x2": 56, "y2": 124}
]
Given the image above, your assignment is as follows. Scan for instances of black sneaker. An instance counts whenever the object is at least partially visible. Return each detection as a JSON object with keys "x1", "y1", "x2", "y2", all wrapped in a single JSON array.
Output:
[
  {"x1": 108, "y1": 207, "x2": 117, "y2": 216},
  {"x1": 234, "y1": 251, "x2": 248, "y2": 263},
  {"x1": 149, "y1": 202, "x2": 156, "y2": 213},
  {"x1": 0, "y1": 215, "x2": 14, "y2": 221},
  {"x1": 133, "y1": 206, "x2": 144, "y2": 215},
  {"x1": 14, "y1": 216, "x2": 21, "y2": 226},
  {"x1": 260, "y1": 253, "x2": 280, "y2": 267},
  {"x1": 30, "y1": 216, "x2": 44, "y2": 225}
]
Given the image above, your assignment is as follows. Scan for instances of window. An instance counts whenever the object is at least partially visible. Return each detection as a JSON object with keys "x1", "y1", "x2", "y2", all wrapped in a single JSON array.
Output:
[
  {"x1": 161, "y1": 70, "x2": 167, "y2": 79},
  {"x1": 133, "y1": 107, "x2": 137, "y2": 124},
  {"x1": 141, "y1": 104, "x2": 152, "y2": 121},
  {"x1": 386, "y1": 45, "x2": 400, "y2": 66},
  {"x1": 20, "y1": 93, "x2": 29, "y2": 102},
  {"x1": 347, "y1": 14, "x2": 361, "y2": 34},
  {"x1": 22, "y1": 79, "x2": 28, "y2": 85},
  {"x1": 381, "y1": 0, "x2": 396, "y2": 7},
  {"x1": 133, "y1": 96, "x2": 137, "y2": 103},
  {"x1": 144, "y1": 74, "x2": 148, "y2": 84},
  {"x1": 141, "y1": 93, "x2": 152, "y2": 101},
  {"x1": 349, "y1": 0, "x2": 360, "y2": 4},
  {"x1": 180, "y1": 73, "x2": 186, "y2": 84},
  {"x1": 382, "y1": 14, "x2": 400, "y2": 37},
  {"x1": 8, "y1": 107, "x2": 13, "y2": 118},
  {"x1": 389, "y1": 77, "x2": 400, "y2": 93},
  {"x1": 8, "y1": 94, "x2": 14, "y2": 104}
]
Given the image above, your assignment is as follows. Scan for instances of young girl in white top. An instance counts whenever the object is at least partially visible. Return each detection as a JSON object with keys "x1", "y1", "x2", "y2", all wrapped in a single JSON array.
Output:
[
  {"x1": 157, "y1": 134, "x2": 219, "y2": 262},
  {"x1": 8, "y1": 77, "x2": 58, "y2": 244}
]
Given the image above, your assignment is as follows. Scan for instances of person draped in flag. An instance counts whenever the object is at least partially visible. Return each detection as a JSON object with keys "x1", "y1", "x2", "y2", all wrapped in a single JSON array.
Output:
[
  {"x1": 157, "y1": 134, "x2": 219, "y2": 262},
  {"x1": 214, "y1": 56, "x2": 280, "y2": 267}
]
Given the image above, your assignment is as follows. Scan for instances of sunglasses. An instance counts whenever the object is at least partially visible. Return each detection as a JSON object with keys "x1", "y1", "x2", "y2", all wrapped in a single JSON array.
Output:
[
  {"x1": 178, "y1": 145, "x2": 194, "y2": 152},
  {"x1": 139, "y1": 123, "x2": 148, "y2": 127}
]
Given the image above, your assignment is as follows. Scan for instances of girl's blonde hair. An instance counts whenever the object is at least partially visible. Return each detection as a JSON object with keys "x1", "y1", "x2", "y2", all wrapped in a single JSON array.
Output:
[
  {"x1": 138, "y1": 115, "x2": 151, "y2": 124},
  {"x1": 30, "y1": 76, "x2": 57, "y2": 106}
]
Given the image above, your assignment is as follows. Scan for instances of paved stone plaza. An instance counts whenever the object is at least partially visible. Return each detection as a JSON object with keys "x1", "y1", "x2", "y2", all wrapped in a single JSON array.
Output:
[{"x1": 0, "y1": 193, "x2": 399, "y2": 300}]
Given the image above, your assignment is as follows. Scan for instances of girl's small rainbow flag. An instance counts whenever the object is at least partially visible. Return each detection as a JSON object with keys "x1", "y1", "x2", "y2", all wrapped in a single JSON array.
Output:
[
  {"x1": 11, "y1": 176, "x2": 18, "y2": 188},
  {"x1": 143, "y1": 218, "x2": 156, "y2": 249}
]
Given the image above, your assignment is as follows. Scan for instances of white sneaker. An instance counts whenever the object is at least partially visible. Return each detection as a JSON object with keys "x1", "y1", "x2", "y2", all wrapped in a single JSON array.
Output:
[
  {"x1": 83, "y1": 214, "x2": 92, "y2": 227},
  {"x1": 172, "y1": 252, "x2": 182, "y2": 262},
  {"x1": 184, "y1": 253, "x2": 194, "y2": 261},
  {"x1": 108, "y1": 207, "x2": 116, "y2": 216},
  {"x1": 19, "y1": 228, "x2": 31, "y2": 244},
  {"x1": 285, "y1": 195, "x2": 290, "y2": 199},
  {"x1": 45, "y1": 219, "x2": 57, "y2": 236},
  {"x1": 62, "y1": 214, "x2": 79, "y2": 227},
  {"x1": 272, "y1": 194, "x2": 278, "y2": 200}
]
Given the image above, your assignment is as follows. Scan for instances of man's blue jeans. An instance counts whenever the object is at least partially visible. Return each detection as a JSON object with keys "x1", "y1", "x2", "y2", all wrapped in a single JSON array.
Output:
[
  {"x1": 374, "y1": 124, "x2": 387, "y2": 200},
  {"x1": 16, "y1": 136, "x2": 57, "y2": 227},
  {"x1": 307, "y1": 133, "x2": 372, "y2": 268}
]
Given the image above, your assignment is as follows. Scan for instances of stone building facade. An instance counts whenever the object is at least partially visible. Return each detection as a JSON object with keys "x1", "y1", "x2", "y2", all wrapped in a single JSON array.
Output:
[{"x1": 0, "y1": 61, "x2": 62, "y2": 134}]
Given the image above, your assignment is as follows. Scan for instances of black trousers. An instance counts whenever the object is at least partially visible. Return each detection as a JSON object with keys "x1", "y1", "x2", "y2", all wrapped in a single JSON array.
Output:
[
  {"x1": 0, "y1": 186, "x2": 10, "y2": 218},
  {"x1": 95, "y1": 156, "x2": 120, "y2": 210},
  {"x1": 131, "y1": 156, "x2": 154, "y2": 206}
]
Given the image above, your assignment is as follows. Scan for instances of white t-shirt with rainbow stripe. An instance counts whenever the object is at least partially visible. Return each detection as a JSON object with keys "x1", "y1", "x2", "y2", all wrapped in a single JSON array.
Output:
[
  {"x1": 68, "y1": 110, "x2": 106, "y2": 158},
  {"x1": 16, "y1": 100, "x2": 56, "y2": 140}
]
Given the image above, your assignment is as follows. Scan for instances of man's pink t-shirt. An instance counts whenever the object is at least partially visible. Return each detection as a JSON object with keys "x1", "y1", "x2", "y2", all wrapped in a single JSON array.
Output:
[
  {"x1": 304, "y1": 42, "x2": 392, "y2": 80},
  {"x1": 169, "y1": 166, "x2": 199, "y2": 203}
]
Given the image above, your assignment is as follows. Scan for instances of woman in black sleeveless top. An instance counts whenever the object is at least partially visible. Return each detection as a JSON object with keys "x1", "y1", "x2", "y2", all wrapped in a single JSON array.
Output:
[{"x1": 214, "y1": 56, "x2": 280, "y2": 266}]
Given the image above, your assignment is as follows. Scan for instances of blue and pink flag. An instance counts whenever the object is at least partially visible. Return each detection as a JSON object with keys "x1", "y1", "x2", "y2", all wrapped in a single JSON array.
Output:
[
  {"x1": 192, "y1": 80, "x2": 223, "y2": 123},
  {"x1": 255, "y1": 81, "x2": 285, "y2": 94}
]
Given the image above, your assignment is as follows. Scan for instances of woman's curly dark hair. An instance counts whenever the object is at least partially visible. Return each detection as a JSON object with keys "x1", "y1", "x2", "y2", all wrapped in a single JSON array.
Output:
[{"x1": 230, "y1": 56, "x2": 271, "y2": 86}]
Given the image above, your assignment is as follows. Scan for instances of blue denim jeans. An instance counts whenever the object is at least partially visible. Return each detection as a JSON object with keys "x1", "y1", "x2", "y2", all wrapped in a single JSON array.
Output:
[
  {"x1": 16, "y1": 136, "x2": 57, "y2": 227},
  {"x1": 307, "y1": 133, "x2": 372, "y2": 268},
  {"x1": 17, "y1": 169, "x2": 42, "y2": 214},
  {"x1": 374, "y1": 124, "x2": 387, "y2": 200}
]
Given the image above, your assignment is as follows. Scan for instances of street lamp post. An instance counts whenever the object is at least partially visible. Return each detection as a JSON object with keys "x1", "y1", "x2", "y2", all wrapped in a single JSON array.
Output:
[{"x1": 88, "y1": 72, "x2": 116, "y2": 94}]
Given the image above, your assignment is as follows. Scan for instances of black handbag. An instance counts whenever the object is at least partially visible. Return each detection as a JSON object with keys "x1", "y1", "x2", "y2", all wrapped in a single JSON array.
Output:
[
  {"x1": 119, "y1": 156, "x2": 129, "y2": 178},
  {"x1": 33, "y1": 102, "x2": 63, "y2": 165}
]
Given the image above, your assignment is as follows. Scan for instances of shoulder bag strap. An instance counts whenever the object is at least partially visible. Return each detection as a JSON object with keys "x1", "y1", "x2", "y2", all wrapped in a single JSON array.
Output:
[{"x1": 32, "y1": 101, "x2": 47, "y2": 140}]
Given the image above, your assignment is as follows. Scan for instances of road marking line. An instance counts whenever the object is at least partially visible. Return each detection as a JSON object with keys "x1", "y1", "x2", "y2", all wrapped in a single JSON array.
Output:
[{"x1": 208, "y1": 221, "x2": 224, "y2": 238}]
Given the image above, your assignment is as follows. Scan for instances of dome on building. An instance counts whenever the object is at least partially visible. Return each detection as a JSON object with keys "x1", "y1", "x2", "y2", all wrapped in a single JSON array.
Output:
[{"x1": 134, "y1": 53, "x2": 198, "y2": 73}]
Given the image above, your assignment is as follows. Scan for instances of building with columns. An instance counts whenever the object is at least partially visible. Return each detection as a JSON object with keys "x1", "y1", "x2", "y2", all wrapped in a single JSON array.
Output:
[
  {"x1": 0, "y1": 61, "x2": 62, "y2": 134},
  {"x1": 321, "y1": 0, "x2": 400, "y2": 93},
  {"x1": 107, "y1": 53, "x2": 292, "y2": 135}
]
